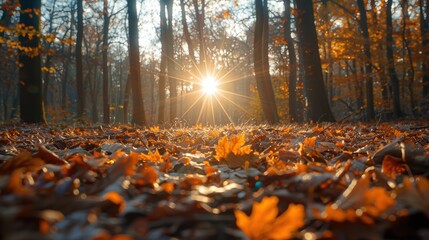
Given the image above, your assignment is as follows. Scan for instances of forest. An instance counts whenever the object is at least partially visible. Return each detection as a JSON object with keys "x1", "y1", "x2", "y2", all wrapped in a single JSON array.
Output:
[
  {"x1": 0, "y1": 0, "x2": 427, "y2": 125},
  {"x1": 1, "y1": 0, "x2": 429, "y2": 239}
]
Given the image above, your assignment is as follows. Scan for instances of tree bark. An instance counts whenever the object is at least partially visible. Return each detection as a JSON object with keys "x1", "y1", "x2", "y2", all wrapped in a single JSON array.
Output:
[
  {"x1": 357, "y1": 0, "x2": 375, "y2": 120},
  {"x1": 402, "y1": 0, "x2": 415, "y2": 114},
  {"x1": 180, "y1": 0, "x2": 196, "y2": 63},
  {"x1": 19, "y1": 0, "x2": 45, "y2": 123},
  {"x1": 193, "y1": 0, "x2": 206, "y2": 64},
  {"x1": 158, "y1": 0, "x2": 168, "y2": 123},
  {"x1": 102, "y1": 0, "x2": 110, "y2": 124},
  {"x1": 419, "y1": 0, "x2": 429, "y2": 100},
  {"x1": 166, "y1": 0, "x2": 177, "y2": 121},
  {"x1": 386, "y1": 0, "x2": 402, "y2": 118},
  {"x1": 283, "y1": 0, "x2": 299, "y2": 122},
  {"x1": 76, "y1": 0, "x2": 85, "y2": 119},
  {"x1": 127, "y1": 0, "x2": 146, "y2": 125},
  {"x1": 253, "y1": 0, "x2": 279, "y2": 124},
  {"x1": 295, "y1": 0, "x2": 335, "y2": 122}
]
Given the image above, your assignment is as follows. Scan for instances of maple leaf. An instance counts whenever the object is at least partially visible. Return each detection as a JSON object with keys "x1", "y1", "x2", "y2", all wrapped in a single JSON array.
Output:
[
  {"x1": 215, "y1": 134, "x2": 253, "y2": 168},
  {"x1": 140, "y1": 149, "x2": 163, "y2": 163},
  {"x1": 235, "y1": 196, "x2": 305, "y2": 239}
]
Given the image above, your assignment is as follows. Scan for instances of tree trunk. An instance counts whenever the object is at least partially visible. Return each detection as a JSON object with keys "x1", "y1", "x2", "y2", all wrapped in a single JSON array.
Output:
[
  {"x1": 283, "y1": 0, "x2": 299, "y2": 122},
  {"x1": 127, "y1": 0, "x2": 146, "y2": 125},
  {"x1": 19, "y1": 0, "x2": 45, "y2": 123},
  {"x1": 357, "y1": 0, "x2": 375, "y2": 120},
  {"x1": 295, "y1": 0, "x2": 335, "y2": 122},
  {"x1": 158, "y1": 0, "x2": 168, "y2": 123},
  {"x1": 180, "y1": 0, "x2": 196, "y2": 63},
  {"x1": 123, "y1": 74, "x2": 131, "y2": 124},
  {"x1": 193, "y1": 0, "x2": 206, "y2": 64},
  {"x1": 166, "y1": 0, "x2": 177, "y2": 121},
  {"x1": 253, "y1": 0, "x2": 279, "y2": 124},
  {"x1": 402, "y1": 0, "x2": 415, "y2": 115},
  {"x1": 102, "y1": 0, "x2": 110, "y2": 124},
  {"x1": 386, "y1": 0, "x2": 402, "y2": 118},
  {"x1": 419, "y1": 0, "x2": 429, "y2": 100},
  {"x1": 76, "y1": 0, "x2": 85, "y2": 119}
]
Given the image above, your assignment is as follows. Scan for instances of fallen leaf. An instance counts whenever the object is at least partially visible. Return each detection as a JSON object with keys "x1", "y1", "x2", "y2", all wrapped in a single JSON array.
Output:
[
  {"x1": 235, "y1": 196, "x2": 305, "y2": 239},
  {"x1": 397, "y1": 177, "x2": 429, "y2": 216}
]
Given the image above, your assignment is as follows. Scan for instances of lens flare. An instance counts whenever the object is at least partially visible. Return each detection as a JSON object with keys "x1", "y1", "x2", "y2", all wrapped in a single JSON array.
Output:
[{"x1": 201, "y1": 76, "x2": 219, "y2": 95}]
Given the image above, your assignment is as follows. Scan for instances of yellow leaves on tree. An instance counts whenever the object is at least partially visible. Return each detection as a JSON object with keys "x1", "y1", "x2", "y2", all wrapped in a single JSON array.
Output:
[
  {"x1": 215, "y1": 134, "x2": 253, "y2": 168},
  {"x1": 235, "y1": 196, "x2": 305, "y2": 240}
]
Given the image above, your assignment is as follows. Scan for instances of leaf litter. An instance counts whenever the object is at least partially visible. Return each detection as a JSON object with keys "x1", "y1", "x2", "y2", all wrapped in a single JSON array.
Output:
[{"x1": 0, "y1": 121, "x2": 428, "y2": 239}]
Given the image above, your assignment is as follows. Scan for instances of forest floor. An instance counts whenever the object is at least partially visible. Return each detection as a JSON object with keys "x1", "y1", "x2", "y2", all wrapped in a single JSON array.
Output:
[{"x1": 0, "y1": 121, "x2": 428, "y2": 240}]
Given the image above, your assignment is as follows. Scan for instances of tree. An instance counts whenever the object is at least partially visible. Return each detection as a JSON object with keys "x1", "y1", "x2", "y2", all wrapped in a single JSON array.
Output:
[
  {"x1": 419, "y1": 0, "x2": 429, "y2": 101},
  {"x1": 102, "y1": 0, "x2": 110, "y2": 124},
  {"x1": 254, "y1": 0, "x2": 279, "y2": 124},
  {"x1": 283, "y1": 0, "x2": 299, "y2": 122},
  {"x1": 76, "y1": 0, "x2": 85, "y2": 119},
  {"x1": 158, "y1": 0, "x2": 167, "y2": 123},
  {"x1": 357, "y1": 0, "x2": 375, "y2": 120},
  {"x1": 166, "y1": 0, "x2": 177, "y2": 121},
  {"x1": 386, "y1": 0, "x2": 402, "y2": 117},
  {"x1": 127, "y1": 0, "x2": 146, "y2": 125},
  {"x1": 18, "y1": 0, "x2": 45, "y2": 123},
  {"x1": 295, "y1": 0, "x2": 335, "y2": 122}
]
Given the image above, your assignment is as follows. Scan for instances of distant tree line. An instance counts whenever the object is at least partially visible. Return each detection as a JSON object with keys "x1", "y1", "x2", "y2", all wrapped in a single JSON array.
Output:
[{"x1": 0, "y1": 0, "x2": 428, "y2": 125}]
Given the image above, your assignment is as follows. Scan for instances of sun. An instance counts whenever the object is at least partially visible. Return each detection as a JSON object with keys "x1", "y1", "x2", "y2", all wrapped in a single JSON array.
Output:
[{"x1": 201, "y1": 76, "x2": 219, "y2": 95}]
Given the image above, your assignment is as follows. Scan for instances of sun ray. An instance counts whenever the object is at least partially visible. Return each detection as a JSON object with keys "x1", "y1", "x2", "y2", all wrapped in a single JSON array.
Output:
[
  {"x1": 217, "y1": 92, "x2": 254, "y2": 117},
  {"x1": 197, "y1": 95, "x2": 209, "y2": 124},
  {"x1": 181, "y1": 92, "x2": 205, "y2": 118},
  {"x1": 213, "y1": 94, "x2": 235, "y2": 124}
]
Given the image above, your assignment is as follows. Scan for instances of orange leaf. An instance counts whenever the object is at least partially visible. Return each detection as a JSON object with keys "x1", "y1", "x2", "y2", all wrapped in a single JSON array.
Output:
[
  {"x1": 235, "y1": 196, "x2": 305, "y2": 239},
  {"x1": 140, "y1": 149, "x2": 163, "y2": 163},
  {"x1": 7, "y1": 168, "x2": 32, "y2": 195},
  {"x1": 104, "y1": 191, "x2": 126, "y2": 215},
  {"x1": 0, "y1": 151, "x2": 45, "y2": 175},
  {"x1": 160, "y1": 182, "x2": 175, "y2": 193},
  {"x1": 215, "y1": 134, "x2": 254, "y2": 168},
  {"x1": 381, "y1": 155, "x2": 406, "y2": 178}
]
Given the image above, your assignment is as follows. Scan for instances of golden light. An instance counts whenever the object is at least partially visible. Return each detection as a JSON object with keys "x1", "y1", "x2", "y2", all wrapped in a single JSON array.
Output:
[{"x1": 201, "y1": 76, "x2": 219, "y2": 95}]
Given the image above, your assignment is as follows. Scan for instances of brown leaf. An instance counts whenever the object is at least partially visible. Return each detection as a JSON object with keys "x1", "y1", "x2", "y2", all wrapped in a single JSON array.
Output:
[
  {"x1": 34, "y1": 145, "x2": 69, "y2": 165},
  {"x1": 0, "y1": 152, "x2": 45, "y2": 175},
  {"x1": 397, "y1": 177, "x2": 429, "y2": 216}
]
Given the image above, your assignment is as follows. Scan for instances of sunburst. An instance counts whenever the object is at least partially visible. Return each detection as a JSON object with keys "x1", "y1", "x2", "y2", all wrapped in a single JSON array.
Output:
[
  {"x1": 149, "y1": 55, "x2": 255, "y2": 125},
  {"x1": 201, "y1": 75, "x2": 219, "y2": 95}
]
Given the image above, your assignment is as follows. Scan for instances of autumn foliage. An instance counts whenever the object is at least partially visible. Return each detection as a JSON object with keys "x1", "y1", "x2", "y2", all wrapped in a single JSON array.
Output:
[{"x1": 0, "y1": 122, "x2": 428, "y2": 239}]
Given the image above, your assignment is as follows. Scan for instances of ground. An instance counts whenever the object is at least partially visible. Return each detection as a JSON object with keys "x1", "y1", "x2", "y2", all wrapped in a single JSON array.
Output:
[{"x1": 0, "y1": 121, "x2": 428, "y2": 239}]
